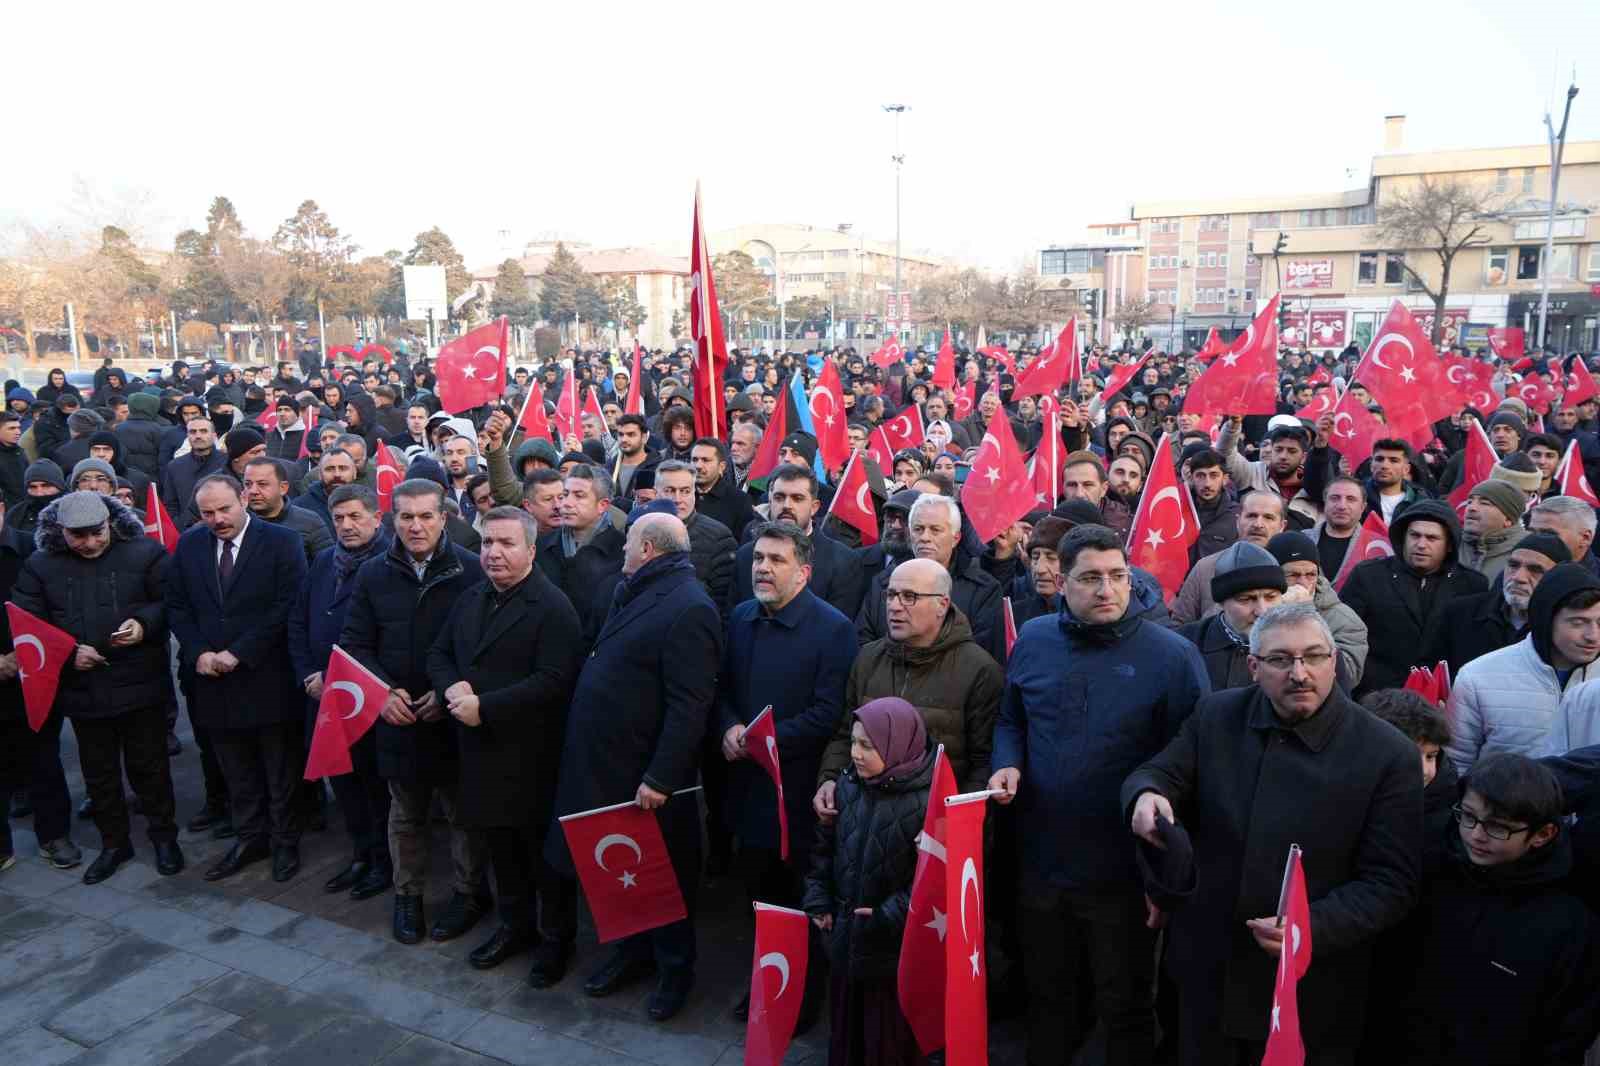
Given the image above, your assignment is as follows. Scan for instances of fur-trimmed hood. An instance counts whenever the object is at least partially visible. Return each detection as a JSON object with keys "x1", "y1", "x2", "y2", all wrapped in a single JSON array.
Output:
[{"x1": 34, "y1": 494, "x2": 146, "y2": 555}]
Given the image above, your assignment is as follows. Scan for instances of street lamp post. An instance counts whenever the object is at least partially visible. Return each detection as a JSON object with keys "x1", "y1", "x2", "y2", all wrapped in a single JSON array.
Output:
[
  {"x1": 883, "y1": 104, "x2": 908, "y2": 342},
  {"x1": 1539, "y1": 79, "x2": 1579, "y2": 351}
]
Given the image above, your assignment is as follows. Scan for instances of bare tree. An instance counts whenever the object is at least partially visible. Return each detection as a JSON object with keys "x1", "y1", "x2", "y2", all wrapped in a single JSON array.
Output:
[
  {"x1": 1113, "y1": 294, "x2": 1157, "y2": 346},
  {"x1": 1373, "y1": 176, "x2": 1502, "y2": 346}
]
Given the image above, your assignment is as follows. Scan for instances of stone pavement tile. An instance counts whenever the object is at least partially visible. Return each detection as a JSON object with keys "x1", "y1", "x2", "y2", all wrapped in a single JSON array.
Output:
[
  {"x1": 109, "y1": 903, "x2": 325, "y2": 984},
  {"x1": 291, "y1": 960, "x2": 486, "y2": 1042},
  {"x1": 0, "y1": 899, "x2": 76, "y2": 942},
  {"x1": 65, "y1": 998, "x2": 240, "y2": 1066},
  {"x1": 451, "y1": 1012, "x2": 623, "y2": 1066},
  {"x1": 226, "y1": 993, "x2": 344, "y2": 1048},
  {"x1": 382, "y1": 1032, "x2": 509, "y2": 1066},
  {"x1": 352, "y1": 940, "x2": 520, "y2": 1010},
  {"x1": 142, "y1": 881, "x2": 300, "y2": 937},
  {"x1": 561, "y1": 1010, "x2": 734, "y2": 1066},
  {"x1": 50, "y1": 881, "x2": 147, "y2": 921},
  {"x1": 271, "y1": 1013, "x2": 410, "y2": 1066},
  {"x1": 486, "y1": 984, "x2": 596, "y2": 1030},
  {"x1": 0, "y1": 857, "x2": 81, "y2": 899},
  {"x1": 0, "y1": 934, "x2": 172, "y2": 1032},
  {"x1": 0, "y1": 1023, "x2": 89, "y2": 1066},
  {"x1": 264, "y1": 912, "x2": 390, "y2": 966},
  {"x1": 90, "y1": 857, "x2": 165, "y2": 892},
  {"x1": 188, "y1": 971, "x2": 303, "y2": 1015},
  {"x1": 164, "y1": 1029, "x2": 277, "y2": 1066},
  {"x1": 0, "y1": 914, "x2": 120, "y2": 987},
  {"x1": 48, "y1": 950, "x2": 230, "y2": 1045}
]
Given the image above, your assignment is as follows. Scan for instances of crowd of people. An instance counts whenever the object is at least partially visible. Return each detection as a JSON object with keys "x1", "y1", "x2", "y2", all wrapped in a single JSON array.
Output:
[{"x1": 2, "y1": 334, "x2": 1600, "y2": 1066}]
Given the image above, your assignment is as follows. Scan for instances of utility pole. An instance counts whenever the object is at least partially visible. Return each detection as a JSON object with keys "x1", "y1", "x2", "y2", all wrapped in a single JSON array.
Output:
[
  {"x1": 1539, "y1": 77, "x2": 1579, "y2": 351},
  {"x1": 883, "y1": 104, "x2": 908, "y2": 342}
]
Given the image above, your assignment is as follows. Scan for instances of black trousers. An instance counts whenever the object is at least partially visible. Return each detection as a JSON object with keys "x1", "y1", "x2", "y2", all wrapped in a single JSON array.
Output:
[
  {"x1": 1019, "y1": 884, "x2": 1157, "y2": 1066},
  {"x1": 617, "y1": 797, "x2": 700, "y2": 975},
  {"x1": 73, "y1": 706, "x2": 178, "y2": 850},
  {"x1": 1178, "y1": 979, "x2": 1356, "y2": 1066},
  {"x1": 0, "y1": 710, "x2": 71, "y2": 853},
  {"x1": 212, "y1": 722, "x2": 300, "y2": 849},
  {"x1": 739, "y1": 846, "x2": 825, "y2": 1002},
  {"x1": 179, "y1": 667, "x2": 228, "y2": 810},
  {"x1": 485, "y1": 823, "x2": 575, "y2": 940},
  {"x1": 324, "y1": 728, "x2": 389, "y2": 861}
]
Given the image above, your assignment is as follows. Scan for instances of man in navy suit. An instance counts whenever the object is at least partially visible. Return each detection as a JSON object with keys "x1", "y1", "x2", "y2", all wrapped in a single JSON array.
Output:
[
  {"x1": 726, "y1": 464, "x2": 864, "y2": 620},
  {"x1": 165, "y1": 473, "x2": 308, "y2": 883}
]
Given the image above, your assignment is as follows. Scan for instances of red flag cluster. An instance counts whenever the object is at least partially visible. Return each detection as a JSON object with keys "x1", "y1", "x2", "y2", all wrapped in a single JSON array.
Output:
[{"x1": 1403, "y1": 661, "x2": 1453, "y2": 709}]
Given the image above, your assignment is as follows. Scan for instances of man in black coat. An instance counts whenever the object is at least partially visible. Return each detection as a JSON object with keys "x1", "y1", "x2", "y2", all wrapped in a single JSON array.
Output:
[
  {"x1": 428, "y1": 507, "x2": 584, "y2": 985},
  {"x1": 0, "y1": 412, "x2": 27, "y2": 512},
  {"x1": 164, "y1": 475, "x2": 307, "y2": 884},
  {"x1": 690, "y1": 438, "x2": 756, "y2": 543},
  {"x1": 1340, "y1": 498, "x2": 1489, "y2": 696},
  {"x1": 726, "y1": 463, "x2": 865, "y2": 620},
  {"x1": 546, "y1": 511, "x2": 722, "y2": 1022},
  {"x1": 340, "y1": 478, "x2": 490, "y2": 947},
  {"x1": 243, "y1": 457, "x2": 333, "y2": 564},
  {"x1": 113, "y1": 392, "x2": 166, "y2": 480},
  {"x1": 1124, "y1": 602, "x2": 1421, "y2": 1064},
  {"x1": 160, "y1": 417, "x2": 227, "y2": 530},
  {"x1": 1420, "y1": 532, "x2": 1571, "y2": 679},
  {"x1": 535, "y1": 464, "x2": 625, "y2": 649},
  {"x1": 655, "y1": 461, "x2": 735, "y2": 612}
]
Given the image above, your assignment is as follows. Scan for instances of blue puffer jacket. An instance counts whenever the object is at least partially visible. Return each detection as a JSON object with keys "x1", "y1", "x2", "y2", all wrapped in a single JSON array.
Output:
[{"x1": 994, "y1": 596, "x2": 1210, "y2": 891}]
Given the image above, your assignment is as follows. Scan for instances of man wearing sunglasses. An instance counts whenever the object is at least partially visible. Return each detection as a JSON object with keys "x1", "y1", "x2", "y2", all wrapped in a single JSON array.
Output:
[{"x1": 1125, "y1": 601, "x2": 1422, "y2": 1065}]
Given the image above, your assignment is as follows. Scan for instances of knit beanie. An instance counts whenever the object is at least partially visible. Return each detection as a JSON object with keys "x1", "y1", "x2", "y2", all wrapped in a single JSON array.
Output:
[
  {"x1": 23, "y1": 459, "x2": 65, "y2": 492},
  {"x1": 1266, "y1": 531, "x2": 1319, "y2": 568},
  {"x1": 225, "y1": 427, "x2": 266, "y2": 463},
  {"x1": 1210, "y1": 541, "x2": 1289, "y2": 603},
  {"x1": 1488, "y1": 452, "x2": 1543, "y2": 494},
  {"x1": 70, "y1": 457, "x2": 116, "y2": 487},
  {"x1": 67, "y1": 409, "x2": 104, "y2": 436},
  {"x1": 1512, "y1": 532, "x2": 1572, "y2": 566},
  {"x1": 1486, "y1": 411, "x2": 1527, "y2": 440},
  {"x1": 1467, "y1": 478, "x2": 1526, "y2": 524}
]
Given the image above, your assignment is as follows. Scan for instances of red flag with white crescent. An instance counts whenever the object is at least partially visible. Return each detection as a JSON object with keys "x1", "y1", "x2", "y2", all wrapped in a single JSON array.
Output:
[
  {"x1": 961, "y1": 406, "x2": 1034, "y2": 543},
  {"x1": 372, "y1": 440, "x2": 404, "y2": 514},
  {"x1": 1099, "y1": 353, "x2": 1151, "y2": 402},
  {"x1": 950, "y1": 381, "x2": 976, "y2": 422},
  {"x1": 931, "y1": 332, "x2": 957, "y2": 389},
  {"x1": 1184, "y1": 296, "x2": 1281, "y2": 417},
  {"x1": 689, "y1": 183, "x2": 730, "y2": 439},
  {"x1": 742, "y1": 705, "x2": 788, "y2": 860},
  {"x1": 1350, "y1": 301, "x2": 1456, "y2": 440},
  {"x1": 1486, "y1": 326, "x2": 1525, "y2": 360},
  {"x1": 898, "y1": 748, "x2": 957, "y2": 1053},
  {"x1": 5, "y1": 602, "x2": 77, "y2": 732},
  {"x1": 1011, "y1": 320, "x2": 1077, "y2": 399},
  {"x1": 824, "y1": 450, "x2": 878, "y2": 546},
  {"x1": 1261, "y1": 846, "x2": 1312, "y2": 1066},
  {"x1": 1307, "y1": 364, "x2": 1332, "y2": 387},
  {"x1": 143, "y1": 484, "x2": 179, "y2": 553},
  {"x1": 744, "y1": 903, "x2": 810, "y2": 1066},
  {"x1": 1566, "y1": 358, "x2": 1600, "y2": 407},
  {"x1": 1515, "y1": 371, "x2": 1560, "y2": 415},
  {"x1": 1443, "y1": 355, "x2": 1497, "y2": 412},
  {"x1": 1196, "y1": 325, "x2": 1229, "y2": 363},
  {"x1": 303, "y1": 645, "x2": 388, "y2": 779},
  {"x1": 1332, "y1": 512, "x2": 1394, "y2": 591},
  {"x1": 559, "y1": 800, "x2": 687, "y2": 943},
  {"x1": 1556, "y1": 439, "x2": 1600, "y2": 506},
  {"x1": 1324, "y1": 387, "x2": 1388, "y2": 467},
  {"x1": 943, "y1": 792, "x2": 989, "y2": 1066},
  {"x1": 1447, "y1": 420, "x2": 1498, "y2": 519},
  {"x1": 810, "y1": 361, "x2": 850, "y2": 473},
  {"x1": 880, "y1": 404, "x2": 926, "y2": 452},
  {"x1": 1125, "y1": 432, "x2": 1200, "y2": 602},
  {"x1": 516, "y1": 382, "x2": 554, "y2": 444},
  {"x1": 870, "y1": 337, "x2": 904, "y2": 369},
  {"x1": 626, "y1": 341, "x2": 646, "y2": 416},
  {"x1": 296, "y1": 405, "x2": 319, "y2": 461},
  {"x1": 435, "y1": 317, "x2": 508, "y2": 414},
  {"x1": 1293, "y1": 386, "x2": 1338, "y2": 421}
]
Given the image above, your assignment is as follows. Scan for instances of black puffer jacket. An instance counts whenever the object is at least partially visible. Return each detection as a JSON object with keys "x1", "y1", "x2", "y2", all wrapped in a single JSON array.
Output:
[
  {"x1": 684, "y1": 510, "x2": 735, "y2": 613},
  {"x1": 803, "y1": 747, "x2": 935, "y2": 978},
  {"x1": 113, "y1": 393, "x2": 165, "y2": 479},
  {"x1": 11, "y1": 496, "x2": 169, "y2": 718}
]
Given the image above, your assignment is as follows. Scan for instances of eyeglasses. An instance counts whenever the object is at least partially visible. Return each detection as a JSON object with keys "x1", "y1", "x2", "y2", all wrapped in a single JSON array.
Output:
[
  {"x1": 885, "y1": 589, "x2": 946, "y2": 607},
  {"x1": 1252, "y1": 651, "x2": 1334, "y2": 672},
  {"x1": 1451, "y1": 805, "x2": 1530, "y2": 841},
  {"x1": 1069, "y1": 570, "x2": 1131, "y2": 588}
]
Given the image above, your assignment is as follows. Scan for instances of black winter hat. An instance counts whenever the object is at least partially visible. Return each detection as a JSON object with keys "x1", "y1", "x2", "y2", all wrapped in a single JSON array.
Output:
[
  {"x1": 1210, "y1": 542, "x2": 1289, "y2": 603},
  {"x1": 1135, "y1": 814, "x2": 1197, "y2": 912}
]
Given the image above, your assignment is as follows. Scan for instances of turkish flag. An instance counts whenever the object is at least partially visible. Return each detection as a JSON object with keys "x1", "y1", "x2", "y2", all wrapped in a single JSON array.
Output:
[
  {"x1": 746, "y1": 382, "x2": 789, "y2": 484},
  {"x1": 1324, "y1": 388, "x2": 1387, "y2": 467},
  {"x1": 1002, "y1": 597, "x2": 1017, "y2": 658},
  {"x1": 516, "y1": 382, "x2": 554, "y2": 444},
  {"x1": 1443, "y1": 356, "x2": 1498, "y2": 413},
  {"x1": 1486, "y1": 326, "x2": 1526, "y2": 360},
  {"x1": 1126, "y1": 432, "x2": 1200, "y2": 602},
  {"x1": 143, "y1": 484, "x2": 178, "y2": 553},
  {"x1": 1183, "y1": 296, "x2": 1281, "y2": 417},
  {"x1": 1565, "y1": 359, "x2": 1600, "y2": 407},
  {"x1": 825, "y1": 450, "x2": 878, "y2": 546},
  {"x1": 550, "y1": 372, "x2": 581, "y2": 444},
  {"x1": 582, "y1": 383, "x2": 607, "y2": 428},
  {"x1": 962, "y1": 406, "x2": 1035, "y2": 542},
  {"x1": 435, "y1": 318, "x2": 508, "y2": 414},
  {"x1": 6, "y1": 602, "x2": 76, "y2": 731},
  {"x1": 1030, "y1": 395, "x2": 1063, "y2": 509},
  {"x1": 1332, "y1": 512, "x2": 1394, "y2": 591},
  {"x1": 1294, "y1": 386, "x2": 1338, "y2": 421},
  {"x1": 870, "y1": 337, "x2": 904, "y2": 369},
  {"x1": 810, "y1": 362, "x2": 851, "y2": 473},
  {"x1": 1556, "y1": 439, "x2": 1600, "y2": 506},
  {"x1": 1099, "y1": 353, "x2": 1151, "y2": 402},
  {"x1": 1307, "y1": 364, "x2": 1332, "y2": 387},
  {"x1": 303, "y1": 645, "x2": 387, "y2": 779},
  {"x1": 1515, "y1": 372, "x2": 1560, "y2": 415},
  {"x1": 255, "y1": 406, "x2": 277, "y2": 429},
  {"x1": 1261, "y1": 846, "x2": 1313, "y2": 1066},
  {"x1": 744, "y1": 903, "x2": 810, "y2": 1066},
  {"x1": 1351, "y1": 301, "x2": 1455, "y2": 441},
  {"x1": 881, "y1": 404, "x2": 926, "y2": 452},
  {"x1": 296, "y1": 406, "x2": 319, "y2": 461},
  {"x1": 1404, "y1": 666, "x2": 1442, "y2": 707},
  {"x1": 931, "y1": 332, "x2": 957, "y2": 389},
  {"x1": 950, "y1": 381, "x2": 976, "y2": 422},
  {"x1": 898, "y1": 747, "x2": 958, "y2": 1053},
  {"x1": 1012, "y1": 321, "x2": 1078, "y2": 399},
  {"x1": 979, "y1": 344, "x2": 1014, "y2": 374},
  {"x1": 944, "y1": 793, "x2": 989, "y2": 1066},
  {"x1": 1447, "y1": 420, "x2": 1498, "y2": 519},
  {"x1": 626, "y1": 343, "x2": 646, "y2": 416},
  {"x1": 689, "y1": 183, "x2": 730, "y2": 438},
  {"x1": 743, "y1": 706, "x2": 788, "y2": 860},
  {"x1": 559, "y1": 800, "x2": 688, "y2": 943},
  {"x1": 1195, "y1": 325, "x2": 1228, "y2": 363},
  {"x1": 372, "y1": 440, "x2": 404, "y2": 514},
  {"x1": 358, "y1": 342, "x2": 394, "y2": 365}
]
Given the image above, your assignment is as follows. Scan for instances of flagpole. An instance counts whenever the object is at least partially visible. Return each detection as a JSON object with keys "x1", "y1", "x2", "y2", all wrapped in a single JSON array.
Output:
[
  {"x1": 558, "y1": 785, "x2": 705, "y2": 821},
  {"x1": 1275, "y1": 843, "x2": 1302, "y2": 926},
  {"x1": 944, "y1": 788, "x2": 1005, "y2": 807},
  {"x1": 752, "y1": 902, "x2": 808, "y2": 917}
]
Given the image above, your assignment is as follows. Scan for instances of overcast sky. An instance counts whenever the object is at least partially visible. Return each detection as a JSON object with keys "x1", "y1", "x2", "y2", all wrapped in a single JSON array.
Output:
[{"x1": 7, "y1": 0, "x2": 1598, "y2": 274}]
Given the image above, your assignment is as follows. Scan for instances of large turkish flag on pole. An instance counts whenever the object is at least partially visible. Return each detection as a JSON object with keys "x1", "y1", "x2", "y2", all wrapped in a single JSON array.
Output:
[
  {"x1": 742, "y1": 705, "x2": 788, "y2": 860},
  {"x1": 744, "y1": 903, "x2": 811, "y2": 1066},
  {"x1": 303, "y1": 645, "x2": 387, "y2": 779},
  {"x1": 1446, "y1": 420, "x2": 1497, "y2": 519},
  {"x1": 1261, "y1": 846, "x2": 1313, "y2": 1066},
  {"x1": 435, "y1": 317, "x2": 508, "y2": 414},
  {"x1": 1012, "y1": 320, "x2": 1077, "y2": 399},
  {"x1": 143, "y1": 484, "x2": 179, "y2": 553},
  {"x1": 1126, "y1": 432, "x2": 1200, "y2": 602},
  {"x1": 6, "y1": 602, "x2": 76, "y2": 732},
  {"x1": 943, "y1": 792, "x2": 990, "y2": 1066},
  {"x1": 689, "y1": 182, "x2": 730, "y2": 439},
  {"x1": 810, "y1": 361, "x2": 851, "y2": 473},
  {"x1": 1183, "y1": 295, "x2": 1281, "y2": 417},
  {"x1": 626, "y1": 342, "x2": 646, "y2": 416},
  {"x1": 962, "y1": 405, "x2": 1035, "y2": 543},
  {"x1": 898, "y1": 747, "x2": 958, "y2": 1054},
  {"x1": 559, "y1": 800, "x2": 688, "y2": 942}
]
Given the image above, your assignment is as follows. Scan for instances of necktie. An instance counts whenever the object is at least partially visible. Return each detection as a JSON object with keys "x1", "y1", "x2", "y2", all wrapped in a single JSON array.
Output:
[{"x1": 219, "y1": 539, "x2": 235, "y2": 589}]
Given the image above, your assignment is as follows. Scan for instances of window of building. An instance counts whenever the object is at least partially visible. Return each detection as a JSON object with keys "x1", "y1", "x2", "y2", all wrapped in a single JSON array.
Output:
[
  {"x1": 1040, "y1": 250, "x2": 1069, "y2": 275},
  {"x1": 1246, "y1": 254, "x2": 1258, "y2": 267},
  {"x1": 1486, "y1": 248, "x2": 1509, "y2": 285},
  {"x1": 1383, "y1": 253, "x2": 1405, "y2": 285},
  {"x1": 1522, "y1": 169, "x2": 1536, "y2": 195},
  {"x1": 1495, "y1": 169, "x2": 1509, "y2": 193},
  {"x1": 1347, "y1": 204, "x2": 1375, "y2": 226},
  {"x1": 1250, "y1": 213, "x2": 1280, "y2": 229},
  {"x1": 1244, "y1": 288, "x2": 1255, "y2": 303},
  {"x1": 1513, "y1": 218, "x2": 1587, "y2": 240},
  {"x1": 1549, "y1": 245, "x2": 1575, "y2": 280},
  {"x1": 1219, "y1": 254, "x2": 1228, "y2": 268},
  {"x1": 1587, "y1": 247, "x2": 1600, "y2": 282},
  {"x1": 1517, "y1": 246, "x2": 1542, "y2": 280},
  {"x1": 1358, "y1": 252, "x2": 1378, "y2": 285}
]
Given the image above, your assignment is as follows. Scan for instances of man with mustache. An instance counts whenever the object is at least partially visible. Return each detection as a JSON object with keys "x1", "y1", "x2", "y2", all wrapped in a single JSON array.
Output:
[{"x1": 725, "y1": 464, "x2": 864, "y2": 620}]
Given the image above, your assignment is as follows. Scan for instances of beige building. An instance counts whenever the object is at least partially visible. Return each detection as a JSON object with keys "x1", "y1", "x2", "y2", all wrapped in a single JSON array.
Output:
[{"x1": 1037, "y1": 222, "x2": 1145, "y2": 347}]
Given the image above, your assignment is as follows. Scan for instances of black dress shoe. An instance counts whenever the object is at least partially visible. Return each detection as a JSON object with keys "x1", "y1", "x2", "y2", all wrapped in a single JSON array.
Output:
[
  {"x1": 527, "y1": 937, "x2": 573, "y2": 989},
  {"x1": 77, "y1": 796, "x2": 96, "y2": 821},
  {"x1": 647, "y1": 969, "x2": 694, "y2": 1021},
  {"x1": 350, "y1": 860, "x2": 392, "y2": 901},
  {"x1": 323, "y1": 859, "x2": 369, "y2": 894},
  {"x1": 731, "y1": 993, "x2": 750, "y2": 1021},
  {"x1": 393, "y1": 894, "x2": 425, "y2": 945},
  {"x1": 468, "y1": 925, "x2": 533, "y2": 970},
  {"x1": 271, "y1": 846, "x2": 300, "y2": 883},
  {"x1": 429, "y1": 890, "x2": 493, "y2": 942},
  {"x1": 185, "y1": 804, "x2": 224, "y2": 833},
  {"x1": 583, "y1": 949, "x2": 656, "y2": 998},
  {"x1": 82, "y1": 845, "x2": 135, "y2": 885},
  {"x1": 154, "y1": 840, "x2": 185, "y2": 876},
  {"x1": 204, "y1": 840, "x2": 269, "y2": 881}
]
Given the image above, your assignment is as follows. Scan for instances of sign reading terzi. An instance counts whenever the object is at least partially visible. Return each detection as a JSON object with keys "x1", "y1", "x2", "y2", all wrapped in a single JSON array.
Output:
[{"x1": 1283, "y1": 259, "x2": 1334, "y2": 290}]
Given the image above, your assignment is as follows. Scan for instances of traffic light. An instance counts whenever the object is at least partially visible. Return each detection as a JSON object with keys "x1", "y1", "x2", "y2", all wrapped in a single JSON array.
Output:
[
  {"x1": 1277, "y1": 298, "x2": 1290, "y2": 335},
  {"x1": 1273, "y1": 231, "x2": 1288, "y2": 255},
  {"x1": 1082, "y1": 288, "x2": 1099, "y2": 317}
]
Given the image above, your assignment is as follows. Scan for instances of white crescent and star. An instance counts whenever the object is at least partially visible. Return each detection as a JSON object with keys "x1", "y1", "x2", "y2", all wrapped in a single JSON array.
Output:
[
  {"x1": 594, "y1": 833, "x2": 643, "y2": 888},
  {"x1": 810, "y1": 388, "x2": 837, "y2": 428},
  {"x1": 14, "y1": 634, "x2": 45, "y2": 682},
  {"x1": 1150, "y1": 486, "x2": 1187, "y2": 538},
  {"x1": 959, "y1": 857, "x2": 981, "y2": 977},
  {"x1": 1368, "y1": 332, "x2": 1412, "y2": 372},
  {"x1": 1332, "y1": 412, "x2": 1355, "y2": 439},
  {"x1": 758, "y1": 951, "x2": 791, "y2": 999},
  {"x1": 329, "y1": 680, "x2": 365, "y2": 721}
]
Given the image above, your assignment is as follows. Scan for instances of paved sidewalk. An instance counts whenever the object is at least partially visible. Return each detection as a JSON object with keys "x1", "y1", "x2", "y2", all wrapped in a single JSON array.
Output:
[{"x1": 0, "y1": 713, "x2": 1026, "y2": 1065}]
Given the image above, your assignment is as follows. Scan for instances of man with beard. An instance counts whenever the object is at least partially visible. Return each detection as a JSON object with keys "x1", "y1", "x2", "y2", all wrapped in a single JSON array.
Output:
[
  {"x1": 160, "y1": 417, "x2": 227, "y2": 530},
  {"x1": 1219, "y1": 417, "x2": 1319, "y2": 528},
  {"x1": 293, "y1": 448, "x2": 359, "y2": 535},
  {"x1": 1309, "y1": 475, "x2": 1364, "y2": 581},
  {"x1": 1108, "y1": 454, "x2": 1143, "y2": 509},
  {"x1": 612, "y1": 414, "x2": 653, "y2": 500},
  {"x1": 1059, "y1": 453, "x2": 1131, "y2": 541},
  {"x1": 727, "y1": 464, "x2": 863, "y2": 619},
  {"x1": 1184, "y1": 448, "x2": 1240, "y2": 563},
  {"x1": 728, "y1": 423, "x2": 762, "y2": 491},
  {"x1": 1421, "y1": 533, "x2": 1570, "y2": 680}
]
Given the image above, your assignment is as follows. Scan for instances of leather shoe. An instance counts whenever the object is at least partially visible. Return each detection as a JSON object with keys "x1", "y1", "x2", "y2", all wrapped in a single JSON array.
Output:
[
  {"x1": 204, "y1": 840, "x2": 269, "y2": 881},
  {"x1": 351, "y1": 860, "x2": 392, "y2": 901},
  {"x1": 468, "y1": 925, "x2": 533, "y2": 970},
  {"x1": 154, "y1": 840, "x2": 185, "y2": 876},
  {"x1": 527, "y1": 937, "x2": 573, "y2": 989},
  {"x1": 647, "y1": 969, "x2": 694, "y2": 1021},
  {"x1": 393, "y1": 894, "x2": 425, "y2": 945},
  {"x1": 583, "y1": 949, "x2": 656, "y2": 998},
  {"x1": 82, "y1": 845, "x2": 135, "y2": 885},
  {"x1": 323, "y1": 859, "x2": 369, "y2": 894},
  {"x1": 272, "y1": 846, "x2": 300, "y2": 883},
  {"x1": 429, "y1": 890, "x2": 493, "y2": 942}
]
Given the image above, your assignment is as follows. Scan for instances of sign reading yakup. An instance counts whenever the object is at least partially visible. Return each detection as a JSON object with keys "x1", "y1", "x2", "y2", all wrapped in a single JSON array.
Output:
[
  {"x1": 402, "y1": 265, "x2": 448, "y2": 322},
  {"x1": 1283, "y1": 259, "x2": 1334, "y2": 289}
]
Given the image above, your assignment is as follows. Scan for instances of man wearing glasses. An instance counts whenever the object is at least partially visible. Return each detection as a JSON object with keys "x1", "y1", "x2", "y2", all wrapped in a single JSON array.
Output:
[
  {"x1": 1125, "y1": 601, "x2": 1422, "y2": 1065},
  {"x1": 990, "y1": 523, "x2": 1209, "y2": 1066}
]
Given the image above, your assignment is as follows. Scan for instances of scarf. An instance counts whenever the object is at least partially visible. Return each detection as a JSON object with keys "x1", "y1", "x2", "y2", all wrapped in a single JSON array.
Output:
[
  {"x1": 1218, "y1": 611, "x2": 1250, "y2": 649},
  {"x1": 333, "y1": 529, "x2": 391, "y2": 594},
  {"x1": 614, "y1": 550, "x2": 695, "y2": 608},
  {"x1": 852, "y1": 697, "x2": 929, "y2": 782}
]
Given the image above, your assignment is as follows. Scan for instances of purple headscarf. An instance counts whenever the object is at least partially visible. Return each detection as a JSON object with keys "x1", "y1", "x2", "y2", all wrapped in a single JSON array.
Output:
[{"x1": 852, "y1": 697, "x2": 928, "y2": 781}]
